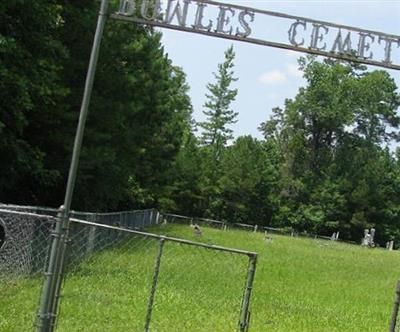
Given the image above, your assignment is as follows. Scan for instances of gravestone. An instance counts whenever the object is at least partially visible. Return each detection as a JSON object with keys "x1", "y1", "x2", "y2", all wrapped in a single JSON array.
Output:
[
  {"x1": 264, "y1": 230, "x2": 273, "y2": 243},
  {"x1": 370, "y1": 228, "x2": 376, "y2": 244},
  {"x1": 193, "y1": 224, "x2": 202, "y2": 237},
  {"x1": 362, "y1": 228, "x2": 375, "y2": 247}
]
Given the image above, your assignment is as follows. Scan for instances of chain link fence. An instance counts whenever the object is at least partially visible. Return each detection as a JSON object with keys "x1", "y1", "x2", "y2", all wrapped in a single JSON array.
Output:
[
  {"x1": 1, "y1": 206, "x2": 258, "y2": 331},
  {"x1": 162, "y1": 213, "x2": 259, "y2": 233},
  {"x1": 0, "y1": 203, "x2": 159, "y2": 229},
  {"x1": 0, "y1": 205, "x2": 160, "y2": 280},
  {"x1": 162, "y1": 213, "x2": 359, "y2": 244},
  {"x1": 0, "y1": 210, "x2": 52, "y2": 281},
  {"x1": 0, "y1": 209, "x2": 53, "y2": 331},
  {"x1": 0, "y1": 205, "x2": 159, "y2": 332}
]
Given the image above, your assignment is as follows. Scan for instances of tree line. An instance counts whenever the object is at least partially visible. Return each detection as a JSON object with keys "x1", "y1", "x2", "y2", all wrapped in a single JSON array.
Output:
[
  {"x1": 1, "y1": 1, "x2": 400, "y2": 245},
  {"x1": 1, "y1": 0, "x2": 192, "y2": 211}
]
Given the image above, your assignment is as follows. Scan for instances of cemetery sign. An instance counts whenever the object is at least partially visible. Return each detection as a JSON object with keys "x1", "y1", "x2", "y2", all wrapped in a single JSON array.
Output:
[{"x1": 113, "y1": 0, "x2": 400, "y2": 71}]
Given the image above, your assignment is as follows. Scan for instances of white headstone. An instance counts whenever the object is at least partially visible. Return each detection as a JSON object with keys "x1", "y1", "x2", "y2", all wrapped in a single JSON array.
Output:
[
  {"x1": 362, "y1": 229, "x2": 370, "y2": 246},
  {"x1": 193, "y1": 224, "x2": 202, "y2": 237},
  {"x1": 370, "y1": 228, "x2": 376, "y2": 243}
]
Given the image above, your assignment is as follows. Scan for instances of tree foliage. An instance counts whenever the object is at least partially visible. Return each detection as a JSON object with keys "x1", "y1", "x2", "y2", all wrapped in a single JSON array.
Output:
[
  {"x1": 199, "y1": 45, "x2": 238, "y2": 150},
  {"x1": 260, "y1": 57, "x2": 400, "y2": 242},
  {"x1": 0, "y1": 0, "x2": 192, "y2": 211},
  {"x1": 2, "y1": 2, "x2": 400, "y2": 247}
]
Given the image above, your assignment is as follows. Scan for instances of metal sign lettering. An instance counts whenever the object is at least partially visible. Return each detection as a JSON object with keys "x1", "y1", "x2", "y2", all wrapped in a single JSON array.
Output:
[{"x1": 113, "y1": 0, "x2": 400, "y2": 71}]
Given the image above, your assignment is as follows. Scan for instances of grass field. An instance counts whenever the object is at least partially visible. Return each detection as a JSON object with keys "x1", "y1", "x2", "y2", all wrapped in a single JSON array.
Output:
[{"x1": 1, "y1": 224, "x2": 400, "y2": 331}]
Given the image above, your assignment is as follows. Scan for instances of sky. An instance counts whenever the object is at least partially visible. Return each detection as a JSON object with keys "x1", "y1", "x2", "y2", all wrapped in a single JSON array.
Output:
[{"x1": 158, "y1": 0, "x2": 400, "y2": 140}]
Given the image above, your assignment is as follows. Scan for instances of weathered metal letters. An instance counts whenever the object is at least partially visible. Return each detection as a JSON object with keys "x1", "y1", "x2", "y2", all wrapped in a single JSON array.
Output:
[{"x1": 114, "y1": 0, "x2": 400, "y2": 70}]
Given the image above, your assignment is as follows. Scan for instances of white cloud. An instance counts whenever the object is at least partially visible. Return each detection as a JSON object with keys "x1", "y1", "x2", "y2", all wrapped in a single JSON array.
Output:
[
  {"x1": 258, "y1": 70, "x2": 287, "y2": 85},
  {"x1": 286, "y1": 64, "x2": 303, "y2": 78}
]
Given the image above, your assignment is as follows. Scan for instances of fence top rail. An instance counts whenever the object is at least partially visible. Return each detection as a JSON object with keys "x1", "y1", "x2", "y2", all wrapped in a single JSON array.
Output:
[
  {"x1": 94, "y1": 209, "x2": 156, "y2": 216},
  {"x1": 0, "y1": 203, "x2": 57, "y2": 212},
  {"x1": 71, "y1": 218, "x2": 257, "y2": 257},
  {"x1": 163, "y1": 214, "x2": 225, "y2": 224},
  {"x1": 0, "y1": 203, "x2": 156, "y2": 216},
  {"x1": 163, "y1": 213, "x2": 192, "y2": 220},
  {"x1": 0, "y1": 208, "x2": 56, "y2": 220},
  {"x1": 234, "y1": 223, "x2": 255, "y2": 228},
  {"x1": 196, "y1": 218, "x2": 224, "y2": 224}
]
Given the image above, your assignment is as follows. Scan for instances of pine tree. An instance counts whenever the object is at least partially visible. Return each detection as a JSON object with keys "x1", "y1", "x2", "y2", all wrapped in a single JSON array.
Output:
[
  {"x1": 198, "y1": 45, "x2": 238, "y2": 218},
  {"x1": 200, "y1": 45, "x2": 238, "y2": 156}
]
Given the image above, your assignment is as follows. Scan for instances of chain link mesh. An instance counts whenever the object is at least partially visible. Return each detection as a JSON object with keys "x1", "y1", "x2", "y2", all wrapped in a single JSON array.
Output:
[
  {"x1": 0, "y1": 210, "x2": 53, "y2": 331},
  {"x1": 0, "y1": 206, "x2": 160, "y2": 281},
  {"x1": 55, "y1": 221, "x2": 251, "y2": 331},
  {"x1": 1, "y1": 207, "x2": 256, "y2": 331},
  {"x1": 56, "y1": 226, "x2": 159, "y2": 331},
  {"x1": 150, "y1": 241, "x2": 249, "y2": 331},
  {"x1": 0, "y1": 206, "x2": 160, "y2": 331}
]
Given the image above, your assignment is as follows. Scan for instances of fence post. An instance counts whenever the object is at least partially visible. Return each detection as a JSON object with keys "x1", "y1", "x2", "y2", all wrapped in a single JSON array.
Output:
[
  {"x1": 239, "y1": 254, "x2": 257, "y2": 332},
  {"x1": 36, "y1": 207, "x2": 66, "y2": 331},
  {"x1": 48, "y1": 210, "x2": 72, "y2": 330},
  {"x1": 389, "y1": 280, "x2": 400, "y2": 332},
  {"x1": 86, "y1": 214, "x2": 97, "y2": 254},
  {"x1": 144, "y1": 237, "x2": 165, "y2": 332}
]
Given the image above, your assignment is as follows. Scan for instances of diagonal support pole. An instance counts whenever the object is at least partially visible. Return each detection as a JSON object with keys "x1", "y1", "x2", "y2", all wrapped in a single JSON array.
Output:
[
  {"x1": 36, "y1": 0, "x2": 109, "y2": 331},
  {"x1": 144, "y1": 237, "x2": 166, "y2": 332},
  {"x1": 239, "y1": 254, "x2": 257, "y2": 332},
  {"x1": 389, "y1": 280, "x2": 400, "y2": 332}
]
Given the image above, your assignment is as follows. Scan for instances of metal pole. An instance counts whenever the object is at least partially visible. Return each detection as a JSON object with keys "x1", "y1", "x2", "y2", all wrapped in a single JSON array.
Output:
[
  {"x1": 36, "y1": 0, "x2": 109, "y2": 331},
  {"x1": 36, "y1": 208, "x2": 66, "y2": 331},
  {"x1": 389, "y1": 280, "x2": 400, "y2": 332},
  {"x1": 48, "y1": 222, "x2": 69, "y2": 330},
  {"x1": 239, "y1": 254, "x2": 257, "y2": 332},
  {"x1": 144, "y1": 238, "x2": 165, "y2": 332}
]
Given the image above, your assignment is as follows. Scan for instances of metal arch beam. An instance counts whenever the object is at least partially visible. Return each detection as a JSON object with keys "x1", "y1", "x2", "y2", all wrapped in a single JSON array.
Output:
[{"x1": 112, "y1": 0, "x2": 400, "y2": 71}]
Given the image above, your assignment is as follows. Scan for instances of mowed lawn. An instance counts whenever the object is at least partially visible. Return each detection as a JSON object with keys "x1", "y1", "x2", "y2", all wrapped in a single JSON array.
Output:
[{"x1": 1, "y1": 224, "x2": 400, "y2": 331}]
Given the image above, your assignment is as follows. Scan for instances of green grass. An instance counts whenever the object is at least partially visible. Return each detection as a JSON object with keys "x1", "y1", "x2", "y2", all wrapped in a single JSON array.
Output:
[{"x1": 2, "y1": 224, "x2": 400, "y2": 331}]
